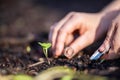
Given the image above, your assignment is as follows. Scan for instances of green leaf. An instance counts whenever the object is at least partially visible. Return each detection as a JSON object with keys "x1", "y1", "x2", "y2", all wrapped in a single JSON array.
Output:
[
  {"x1": 38, "y1": 42, "x2": 51, "y2": 49},
  {"x1": 38, "y1": 42, "x2": 51, "y2": 64}
]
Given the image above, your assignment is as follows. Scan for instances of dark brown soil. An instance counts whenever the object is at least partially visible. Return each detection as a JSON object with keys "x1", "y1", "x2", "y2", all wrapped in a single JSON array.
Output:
[{"x1": 0, "y1": 33, "x2": 120, "y2": 80}]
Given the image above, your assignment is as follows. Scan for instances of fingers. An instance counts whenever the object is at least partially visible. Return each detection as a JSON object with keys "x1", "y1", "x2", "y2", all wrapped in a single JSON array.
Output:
[
  {"x1": 49, "y1": 23, "x2": 57, "y2": 47},
  {"x1": 98, "y1": 22, "x2": 116, "y2": 52},
  {"x1": 54, "y1": 16, "x2": 80, "y2": 57},
  {"x1": 104, "y1": 23, "x2": 120, "y2": 60},
  {"x1": 65, "y1": 32, "x2": 93, "y2": 59},
  {"x1": 65, "y1": 34, "x2": 74, "y2": 46},
  {"x1": 99, "y1": 20, "x2": 120, "y2": 60},
  {"x1": 49, "y1": 12, "x2": 74, "y2": 49}
]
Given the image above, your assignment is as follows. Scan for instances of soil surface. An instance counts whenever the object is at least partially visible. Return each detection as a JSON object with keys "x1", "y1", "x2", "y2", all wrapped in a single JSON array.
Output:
[{"x1": 0, "y1": 34, "x2": 120, "y2": 80}]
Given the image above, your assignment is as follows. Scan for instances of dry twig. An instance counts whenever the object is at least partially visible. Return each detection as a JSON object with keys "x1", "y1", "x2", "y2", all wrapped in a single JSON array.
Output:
[{"x1": 28, "y1": 61, "x2": 44, "y2": 68}]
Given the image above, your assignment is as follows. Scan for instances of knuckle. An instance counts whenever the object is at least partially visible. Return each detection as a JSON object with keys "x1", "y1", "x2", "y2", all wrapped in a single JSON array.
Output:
[
  {"x1": 50, "y1": 23, "x2": 58, "y2": 31},
  {"x1": 58, "y1": 28, "x2": 65, "y2": 34},
  {"x1": 68, "y1": 11, "x2": 77, "y2": 16},
  {"x1": 116, "y1": 22, "x2": 120, "y2": 28},
  {"x1": 111, "y1": 20, "x2": 120, "y2": 30},
  {"x1": 111, "y1": 20, "x2": 117, "y2": 27},
  {"x1": 105, "y1": 35, "x2": 110, "y2": 42},
  {"x1": 69, "y1": 11, "x2": 76, "y2": 15},
  {"x1": 112, "y1": 20, "x2": 116, "y2": 25},
  {"x1": 53, "y1": 27, "x2": 59, "y2": 32}
]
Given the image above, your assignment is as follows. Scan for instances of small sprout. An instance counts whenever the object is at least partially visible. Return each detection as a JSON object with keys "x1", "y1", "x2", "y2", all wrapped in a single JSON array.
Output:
[{"x1": 38, "y1": 42, "x2": 51, "y2": 64}]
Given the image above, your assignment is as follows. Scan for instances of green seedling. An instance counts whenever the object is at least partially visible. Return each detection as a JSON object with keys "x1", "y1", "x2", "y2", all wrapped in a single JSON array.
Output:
[{"x1": 38, "y1": 42, "x2": 51, "y2": 64}]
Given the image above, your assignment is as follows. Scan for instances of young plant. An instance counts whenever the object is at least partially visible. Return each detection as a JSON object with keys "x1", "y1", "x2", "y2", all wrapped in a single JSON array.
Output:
[{"x1": 38, "y1": 42, "x2": 51, "y2": 64}]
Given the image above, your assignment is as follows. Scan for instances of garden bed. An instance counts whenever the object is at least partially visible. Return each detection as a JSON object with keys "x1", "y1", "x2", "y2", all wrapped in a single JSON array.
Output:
[{"x1": 0, "y1": 33, "x2": 120, "y2": 80}]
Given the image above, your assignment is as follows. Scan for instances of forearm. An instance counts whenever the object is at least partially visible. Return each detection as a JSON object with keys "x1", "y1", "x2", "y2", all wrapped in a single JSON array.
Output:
[
  {"x1": 97, "y1": 0, "x2": 120, "y2": 27},
  {"x1": 101, "y1": 0, "x2": 120, "y2": 14},
  {"x1": 98, "y1": 0, "x2": 120, "y2": 21}
]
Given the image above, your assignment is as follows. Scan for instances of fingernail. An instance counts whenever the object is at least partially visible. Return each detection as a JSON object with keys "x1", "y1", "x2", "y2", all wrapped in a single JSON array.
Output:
[
  {"x1": 64, "y1": 47, "x2": 74, "y2": 59},
  {"x1": 98, "y1": 45, "x2": 110, "y2": 53},
  {"x1": 98, "y1": 46, "x2": 105, "y2": 53}
]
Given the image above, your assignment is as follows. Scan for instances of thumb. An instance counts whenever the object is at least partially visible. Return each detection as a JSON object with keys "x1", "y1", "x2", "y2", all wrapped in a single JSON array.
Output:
[{"x1": 64, "y1": 32, "x2": 93, "y2": 59}]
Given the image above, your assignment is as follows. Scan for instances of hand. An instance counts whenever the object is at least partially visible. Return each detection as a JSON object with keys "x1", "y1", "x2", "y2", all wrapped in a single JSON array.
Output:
[
  {"x1": 49, "y1": 12, "x2": 115, "y2": 58},
  {"x1": 98, "y1": 13, "x2": 120, "y2": 60}
]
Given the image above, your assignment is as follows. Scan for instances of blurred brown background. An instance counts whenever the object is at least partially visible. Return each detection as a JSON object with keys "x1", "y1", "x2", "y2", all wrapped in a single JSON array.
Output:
[{"x1": 0, "y1": 0, "x2": 113, "y2": 37}]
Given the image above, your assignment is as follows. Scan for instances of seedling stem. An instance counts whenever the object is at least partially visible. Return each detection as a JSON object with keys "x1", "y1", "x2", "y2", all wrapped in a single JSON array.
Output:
[{"x1": 38, "y1": 42, "x2": 51, "y2": 64}]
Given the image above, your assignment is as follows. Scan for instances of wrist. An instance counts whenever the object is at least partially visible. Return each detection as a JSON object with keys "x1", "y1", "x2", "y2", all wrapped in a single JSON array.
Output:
[
  {"x1": 98, "y1": 9, "x2": 120, "y2": 22},
  {"x1": 94, "y1": 9, "x2": 120, "y2": 37},
  {"x1": 99, "y1": 8, "x2": 120, "y2": 18}
]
